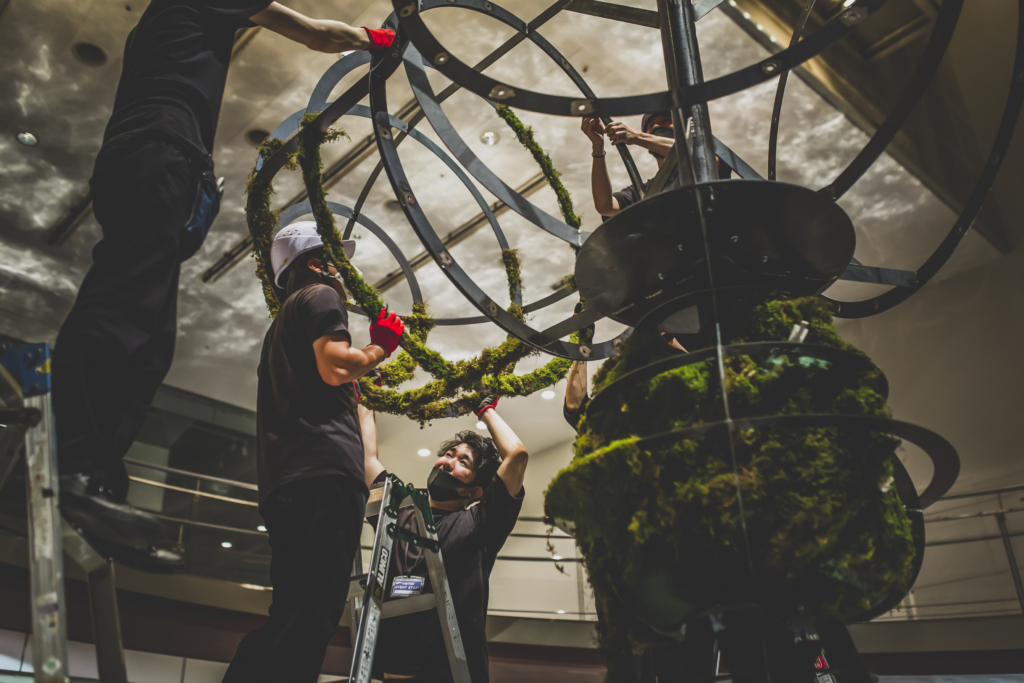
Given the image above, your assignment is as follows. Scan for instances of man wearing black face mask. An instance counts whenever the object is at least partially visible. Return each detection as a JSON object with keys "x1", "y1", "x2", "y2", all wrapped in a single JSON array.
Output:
[
  {"x1": 360, "y1": 394, "x2": 526, "y2": 682},
  {"x1": 582, "y1": 111, "x2": 677, "y2": 217}
]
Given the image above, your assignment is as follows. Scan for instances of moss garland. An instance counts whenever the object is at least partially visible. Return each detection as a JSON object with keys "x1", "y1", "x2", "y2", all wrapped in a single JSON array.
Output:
[
  {"x1": 495, "y1": 104, "x2": 582, "y2": 229},
  {"x1": 244, "y1": 110, "x2": 582, "y2": 422},
  {"x1": 545, "y1": 293, "x2": 915, "y2": 676}
]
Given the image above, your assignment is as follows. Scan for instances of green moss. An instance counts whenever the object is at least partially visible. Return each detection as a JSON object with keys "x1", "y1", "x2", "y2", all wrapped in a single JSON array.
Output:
[
  {"x1": 495, "y1": 104, "x2": 582, "y2": 229},
  {"x1": 545, "y1": 293, "x2": 915, "y2": 672},
  {"x1": 239, "y1": 115, "x2": 575, "y2": 422}
]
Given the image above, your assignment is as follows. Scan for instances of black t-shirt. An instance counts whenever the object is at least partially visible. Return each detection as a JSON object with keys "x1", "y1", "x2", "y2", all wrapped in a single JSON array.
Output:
[
  {"x1": 256, "y1": 285, "x2": 365, "y2": 506},
  {"x1": 611, "y1": 180, "x2": 650, "y2": 214},
  {"x1": 368, "y1": 472, "x2": 524, "y2": 682},
  {"x1": 102, "y1": 0, "x2": 272, "y2": 159}
]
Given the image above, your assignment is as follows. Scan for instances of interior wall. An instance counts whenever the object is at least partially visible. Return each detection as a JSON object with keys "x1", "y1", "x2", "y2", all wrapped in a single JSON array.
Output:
[{"x1": 835, "y1": 247, "x2": 1024, "y2": 491}]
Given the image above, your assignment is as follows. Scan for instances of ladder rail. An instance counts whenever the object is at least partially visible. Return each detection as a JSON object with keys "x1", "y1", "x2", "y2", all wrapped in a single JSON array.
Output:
[
  {"x1": 23, "y1": 391, "x2": 69, "y2": 683},
  {"x1": 409, "y1": 489, "x2": 472, "y2": 683},
  {"x1": 347, "y1": 476, "x2": 471, "y2": 683},
  {"x1": 348, "y1": 476, "x2": 400, "y2": 683}
]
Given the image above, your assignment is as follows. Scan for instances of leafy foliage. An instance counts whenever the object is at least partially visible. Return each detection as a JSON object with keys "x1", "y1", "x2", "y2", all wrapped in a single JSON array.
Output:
[
  {"x1": 246, "y1": 110, "x2": 585, "y2": 422},
  {"x1": 545, "y1": 294, "x2": 915, "y2": 675}
]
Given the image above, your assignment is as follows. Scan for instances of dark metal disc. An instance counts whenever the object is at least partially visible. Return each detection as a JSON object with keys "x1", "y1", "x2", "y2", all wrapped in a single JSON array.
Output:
[{"x1": 575, "y1": 180, "x2": 856, "y2": 326}]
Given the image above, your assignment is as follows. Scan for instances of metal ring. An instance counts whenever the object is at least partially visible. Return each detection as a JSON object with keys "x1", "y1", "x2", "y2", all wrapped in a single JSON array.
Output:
[
  {"x1": 824, "y1": 0, "x2": 1024, "y2": 318},
  {"x1": 390, "y1": 0, "x2": 889, "y2": 117},
  {"x1": 370, "y1": 61, "x2": 631, "y2": 360},
  {"x1": 585, "y1": 341, "x2": 889, "y2": 418}
]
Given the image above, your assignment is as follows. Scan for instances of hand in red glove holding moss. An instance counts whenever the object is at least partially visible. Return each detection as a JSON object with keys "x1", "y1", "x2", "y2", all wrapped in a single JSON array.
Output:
[
  {"x1": 369, "y1": 307, "x2": 404, "y2": 357},
  {"x1": 474, "y1": 393, "x2": 499, "y2": 417}
]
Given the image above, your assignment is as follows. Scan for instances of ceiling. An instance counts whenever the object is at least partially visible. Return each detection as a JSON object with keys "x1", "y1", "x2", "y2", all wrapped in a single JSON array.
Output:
[{"x1": 0, "y1": 0, "x2": 1021, "y2": 623}]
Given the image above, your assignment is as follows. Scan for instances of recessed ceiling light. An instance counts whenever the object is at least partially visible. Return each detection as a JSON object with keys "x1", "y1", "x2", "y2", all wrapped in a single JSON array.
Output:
[
  {"x1": 418, "y1": 448, "x2": 431, "y2": 456},
  {"x1": 480, "y1": 131, "x2": 500, "y2": 146},
  {"x1": 541, "y1": 390, "x2": 555, "y2": 399},
  {"x1": 72, "y1": 42, "x2": 107, "y2": 67},
  {"x1": 552, "y1": 555, "x2": 562, "y2": 560},
  {"x1": 246, "y1": 129, "x2": 270, "y2": 147},
  {"x1": 16, "y1": 132, "x2": 38, "y2": 146},
  {"x1": 257, "y1": 525, "x2": 267, "y2": 532},
  {"x1": 221, "y1": 541, "x2": 233, "y2": 548},
  {"x1": 476, "y1": 421, "x2": 486, "y2": 429},
  {"x1": 843, "y1": 0, "x2": 856, "y2": 6},
  {"x1": 556, "y1": 610, "x2": 566, "y2": 614}
]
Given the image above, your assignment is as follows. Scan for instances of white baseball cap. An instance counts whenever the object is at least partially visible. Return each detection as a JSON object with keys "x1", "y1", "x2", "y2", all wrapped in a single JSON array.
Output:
[{"x1": 271, "y1": 220, "x2": 356, "y2": 288}]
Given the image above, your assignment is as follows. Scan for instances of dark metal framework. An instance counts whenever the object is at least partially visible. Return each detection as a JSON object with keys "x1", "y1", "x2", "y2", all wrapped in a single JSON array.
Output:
[{"x1": 244, "y1": 0, "x2": 1024, "y2": 652}]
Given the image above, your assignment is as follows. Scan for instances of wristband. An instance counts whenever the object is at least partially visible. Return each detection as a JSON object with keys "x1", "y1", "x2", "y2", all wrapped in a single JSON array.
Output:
[{"x1": 592, "y1": 152, "x2": 607, "y2": 158}]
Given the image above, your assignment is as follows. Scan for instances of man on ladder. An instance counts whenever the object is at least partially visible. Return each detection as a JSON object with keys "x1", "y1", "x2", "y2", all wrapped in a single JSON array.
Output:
[
  {"x1": 358, "y1": 394, "x2": 527, "y2": 682},
  {"x1": 222, "y1": 223, "x2": 404, "y2": 682}
]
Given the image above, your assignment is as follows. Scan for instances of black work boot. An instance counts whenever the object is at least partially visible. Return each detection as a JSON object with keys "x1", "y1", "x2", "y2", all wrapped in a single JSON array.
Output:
[{"x1": 59, "y1": 471, "x2": 185, "y2": 574}]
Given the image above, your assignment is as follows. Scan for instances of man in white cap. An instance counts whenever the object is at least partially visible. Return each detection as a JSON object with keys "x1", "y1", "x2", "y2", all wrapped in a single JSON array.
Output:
[{"x1": 223, "y1": 221, "x2": 404, "y2": 682}]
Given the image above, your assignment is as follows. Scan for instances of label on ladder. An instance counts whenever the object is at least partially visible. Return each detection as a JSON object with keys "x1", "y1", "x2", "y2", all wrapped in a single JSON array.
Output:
[{"x1": 392, "y1": 575, "x2": 425, "y2": 596}]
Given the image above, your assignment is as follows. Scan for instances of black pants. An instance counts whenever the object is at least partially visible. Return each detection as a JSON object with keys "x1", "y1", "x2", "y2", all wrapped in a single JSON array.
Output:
[
  {"x1": 52, "y1": 137, "x2": 194, "y2": 492},
  {"x1": 223, "y1": 475, "x2": 368, "y2": 683}
]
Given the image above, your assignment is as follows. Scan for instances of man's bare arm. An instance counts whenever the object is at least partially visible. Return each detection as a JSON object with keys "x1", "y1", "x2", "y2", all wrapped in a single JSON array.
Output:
[
  {"x1": 582, "y1": 117, "x2": 621, "y2": 217},
  {"x1": 565, "y1": 361, "x2": 588, "y2": 412},
  {"x1": 312, "y1": 333, "x2": 386, "y2": 386},
  {"x1": 250, "y1": 2, "x2": 370, "y2": 53},
  {"x1": 483, "y1": 409, "x2": 528, "y2": 498},
  {"x1": 359, "y1": 406, "x2": 385, "y2": 488}
]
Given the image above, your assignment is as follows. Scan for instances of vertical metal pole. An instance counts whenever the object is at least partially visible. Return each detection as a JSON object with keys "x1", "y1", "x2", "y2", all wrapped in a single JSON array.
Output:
[
  {"x1": 574, "y1": 543, "x2": 586, "y2": 621},
  {"x1": 87, "y1": 562, "x2": 129, "y2": 682},
  {"x1": 658, "y1": 0, "x2": 717, "y2": 185},
  {"x1": 350, "y1": 550, "x2": 364, "y2": 648},
  {"x1": 996, "y1": 505, "x2": 1024, "y2": 613},
  {"x1": 62, "y1": 522, "x2": 129, "y2": 683},
  {"x1": 23, "y1": 393, "x2": 69, "y2": 683}
]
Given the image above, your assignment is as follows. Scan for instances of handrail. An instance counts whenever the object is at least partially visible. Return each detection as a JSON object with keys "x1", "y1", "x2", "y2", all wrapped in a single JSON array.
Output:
[
  {"x1": 127, "y1": 476, "x2": 259, "y2": 506},
  {"x1": 124, "y1": 457, "x2": 259, "y2": 491},
  {"x1": 924, "y1": 506, "x2": 1024, "y2": 524},
  {"x1": 939, "y1": 483, "x2": 1024, "y2": 500}
]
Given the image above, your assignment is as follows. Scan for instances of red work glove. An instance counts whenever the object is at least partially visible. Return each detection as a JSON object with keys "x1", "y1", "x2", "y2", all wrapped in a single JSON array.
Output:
[
  {"x1": 362, "y1": 27, "x2": 395, "y2": 50},
  {"x1": 369, "y1": 307, "x2": 404, "y2": 357},
  {"x1": 474, "y1": 393, "x2": 499, "y2": 418}
]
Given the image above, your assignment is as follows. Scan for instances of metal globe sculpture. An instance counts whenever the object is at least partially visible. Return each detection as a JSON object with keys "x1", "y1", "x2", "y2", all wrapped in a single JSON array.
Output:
[{"x1": 246, "y1": 0, "x2": 1023, "y2": 679}]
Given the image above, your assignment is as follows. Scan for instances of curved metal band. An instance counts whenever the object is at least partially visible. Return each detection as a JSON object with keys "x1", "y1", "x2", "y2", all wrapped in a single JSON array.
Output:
[
  {"x1": 586, "y1": 341, "x2": 888, "y2": 417},
  {"x1": 825, "y1": 0, "x2": 1024, "y2": 318},
  {"x1": 245, "y1": 47, "x2": 406, "y2": 285},
  {"x1": 404, "y1": 46, "x2": 584, "y2": 246},
  {"x1": 278, "y1": 200, "x2": 425, "y2": 304},
  {"x1": 767, "y1": 0, "x2": 817, "y2": 181},
  {"x1": 369, "y1": 58, "x2": 631, "y2": 360},
  {"x1": 392, "y1": 0, "x2": 887, "y2": 117},
  {"x1": 434, "y1": 284, "x2": 576, "y2": 325},
  {"x1": 634, "y1": 413, "x2": 958, "y2": 509},
  {"x1": 821, "y1": 0, "x2": 964, "y2": 200}
]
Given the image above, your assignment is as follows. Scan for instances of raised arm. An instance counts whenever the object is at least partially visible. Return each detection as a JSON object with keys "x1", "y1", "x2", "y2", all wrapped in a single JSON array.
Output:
[
  {"x1": 359, "y1": 405, "x2": 385, "y2": 488},
  {"x1": 478, "y1": 399, "x2": 528, "y2": 498},
  {"x1": 313, "y1": 334, "x2": 385, "y2": 386},
  {"x1": 582, "y1": 117, "x2": 621, "y2": 217},
  {"x1": 250, "y1": 2, "x2": 371, "y2": 53},
  {"x1": 565, "y1": 361, "x2": 588, "y2": 412},
  {"x1": 313, "y1": 308, "x2": 403, "y2": 386}
]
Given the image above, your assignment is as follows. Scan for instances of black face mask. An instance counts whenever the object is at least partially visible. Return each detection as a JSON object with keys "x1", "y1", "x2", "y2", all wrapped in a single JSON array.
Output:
[
  {"x1": 648, "y1": 127, "x2": 675, "y2": 159},
  {"x1": 426, "y1": 466, "x2": 472, "y2": 501}
]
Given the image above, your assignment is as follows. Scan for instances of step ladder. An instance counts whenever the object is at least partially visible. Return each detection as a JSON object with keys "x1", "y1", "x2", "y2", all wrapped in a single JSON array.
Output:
[
  {"x1": 0, "y1": 341, "x2": 128, "y2": 683},
  {"x1": 347, "y1": 474, "x2": 471, "y2": 683}
]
